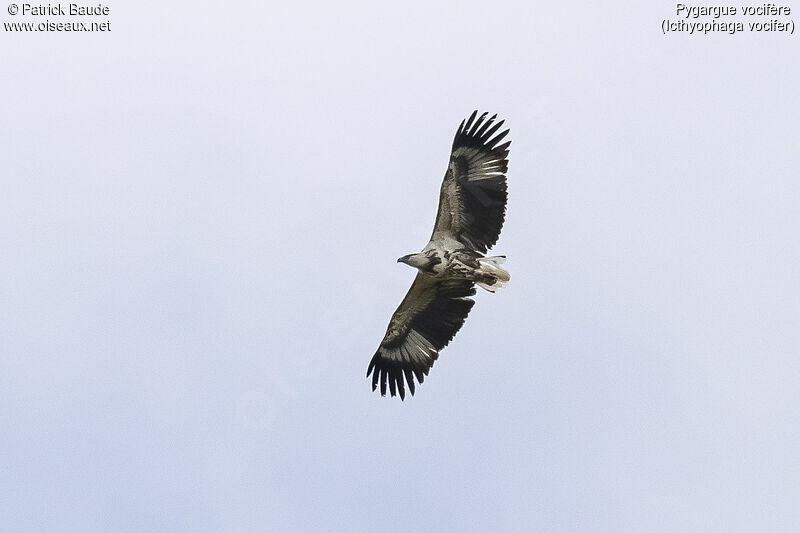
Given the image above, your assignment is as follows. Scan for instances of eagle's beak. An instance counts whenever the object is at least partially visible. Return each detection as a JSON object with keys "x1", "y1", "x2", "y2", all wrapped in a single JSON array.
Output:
[{"x1": 397, "y1": 255, "x2": 409, "y2": 264}]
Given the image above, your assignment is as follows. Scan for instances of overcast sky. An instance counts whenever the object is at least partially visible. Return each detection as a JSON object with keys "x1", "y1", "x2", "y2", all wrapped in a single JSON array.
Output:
[{"x1": 2, "y1": 1, "x2": 799, "y2": 531}]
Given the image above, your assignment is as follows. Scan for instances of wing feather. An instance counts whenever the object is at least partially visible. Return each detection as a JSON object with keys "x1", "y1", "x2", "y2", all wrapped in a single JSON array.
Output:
[
  {"x1": 430, "y1": 111, "x2": 511, "y2": 253},
  {"x1": 366, "y1": 273, "x2": 476, "y2": 399}
]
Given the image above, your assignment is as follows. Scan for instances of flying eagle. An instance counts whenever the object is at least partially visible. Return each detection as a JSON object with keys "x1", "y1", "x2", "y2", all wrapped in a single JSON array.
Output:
[{"x1": 367, "y1": 111, "x2": 511, "y2": 399}]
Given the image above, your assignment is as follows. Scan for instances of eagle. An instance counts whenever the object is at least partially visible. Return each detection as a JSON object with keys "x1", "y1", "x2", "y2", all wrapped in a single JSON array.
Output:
[{"x1": 367, "y1": 111, "x2": 511, "y2": 399}]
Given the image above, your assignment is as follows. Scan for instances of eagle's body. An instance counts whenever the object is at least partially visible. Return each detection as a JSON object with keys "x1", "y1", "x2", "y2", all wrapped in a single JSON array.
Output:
[
  {"x1": 398, "y1": 249, "x2": 509, "y2": 292},
  {"x1": 367, "y1": 111, "x2": 511, "y2": 399}
]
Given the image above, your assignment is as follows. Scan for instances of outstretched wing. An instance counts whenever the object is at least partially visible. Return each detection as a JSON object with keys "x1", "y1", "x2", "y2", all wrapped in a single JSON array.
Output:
[
  {"x1": 367, "y1": 273, "x2": 476, "y2": 400},
  {"x1": 430, "y1": 111, "x2": 511, "y2": 253}
]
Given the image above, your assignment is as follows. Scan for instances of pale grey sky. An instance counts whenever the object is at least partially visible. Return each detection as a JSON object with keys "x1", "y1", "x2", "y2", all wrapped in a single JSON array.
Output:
[{"x1": 2, "y1": 1, "x2": 799, "y2": 531}]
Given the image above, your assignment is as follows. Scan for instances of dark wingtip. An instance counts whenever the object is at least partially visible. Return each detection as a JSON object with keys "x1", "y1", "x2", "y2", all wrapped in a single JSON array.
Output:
[
  {"x1": 403, "y1": 368, "x2": 415, "y2": 397},
  {"x1": 452, "y1": 111, "x2": 510, "y2": 154},
  {"x1": 465, "y1": 110, "x2": 478, "y2": 129}
]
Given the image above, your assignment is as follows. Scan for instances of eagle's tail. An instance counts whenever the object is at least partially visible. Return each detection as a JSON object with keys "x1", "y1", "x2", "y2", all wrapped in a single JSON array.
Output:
[{"x1": 475, "y1": 256, "x2": 510, "y2": 292}]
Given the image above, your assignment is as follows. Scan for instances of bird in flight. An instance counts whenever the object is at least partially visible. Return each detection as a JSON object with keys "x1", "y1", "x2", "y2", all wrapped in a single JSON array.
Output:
[{"x1": 367, "y1": 111, "x2": 511, "y2": 399}]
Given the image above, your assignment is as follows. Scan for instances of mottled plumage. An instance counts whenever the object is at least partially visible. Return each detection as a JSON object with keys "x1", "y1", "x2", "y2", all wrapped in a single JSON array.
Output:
[{"x1": 367, "y1": 111, "x2": 511, "y2": 399}]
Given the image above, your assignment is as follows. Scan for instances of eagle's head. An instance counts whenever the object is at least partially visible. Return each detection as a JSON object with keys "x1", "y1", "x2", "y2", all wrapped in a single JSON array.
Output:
[
  {"x1": 397, "y1": 254, "x2": 414, "y2": 265},
  {"x1": 397, "y1": 253, "x2": 435, "y2": 270}
]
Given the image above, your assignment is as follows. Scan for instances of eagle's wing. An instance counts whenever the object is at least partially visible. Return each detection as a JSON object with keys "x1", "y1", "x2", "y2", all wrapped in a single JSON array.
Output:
[
  {"x1": 429, "y1": 111, "x2": 511, "y2": 253},
  {"x1": 367, "y1": 273, "x2": 476, "y2": 399}
]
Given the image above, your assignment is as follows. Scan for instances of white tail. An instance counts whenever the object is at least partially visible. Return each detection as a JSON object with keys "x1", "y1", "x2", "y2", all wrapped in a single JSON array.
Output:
[{"x1": 476, "y1": 256, "x2": 510, "y2": 292}]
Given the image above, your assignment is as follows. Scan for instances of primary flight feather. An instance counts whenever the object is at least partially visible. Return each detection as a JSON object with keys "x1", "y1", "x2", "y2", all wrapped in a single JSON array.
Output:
[{"x1": 367, "y1": 111, "x2": 511, "y2": 399}]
